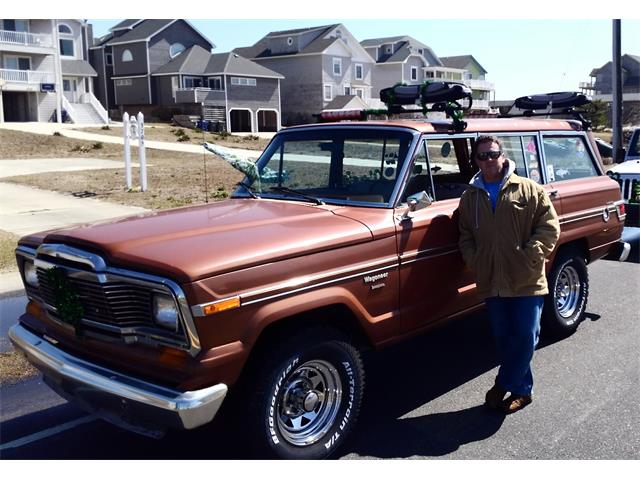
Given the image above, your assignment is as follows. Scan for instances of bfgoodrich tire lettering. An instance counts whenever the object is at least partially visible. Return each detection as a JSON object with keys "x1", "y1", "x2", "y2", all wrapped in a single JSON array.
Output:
[
  {"x1": 543, "y1": 250, "x2": 589, "y2": 337},
  {"x1": 249, "y1": 328, "x2": 364, "y2": 459}
]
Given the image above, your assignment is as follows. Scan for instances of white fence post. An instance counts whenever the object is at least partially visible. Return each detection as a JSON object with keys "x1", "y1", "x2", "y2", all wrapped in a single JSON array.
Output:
[
  {"x1": 123, "y1": 112, "x2": 132, "y2": 189},
  {"x1": 137, "y1": 112, "x2": 147, "y2": 192}
]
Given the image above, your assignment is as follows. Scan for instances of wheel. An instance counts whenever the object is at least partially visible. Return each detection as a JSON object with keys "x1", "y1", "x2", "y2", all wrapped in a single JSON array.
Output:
[
  {"x1": 542, "y1": 249, "x2": 589, "y2": 337},
  {"x1": 246, "y1": 327, "x2": 364, "y2": 459}
]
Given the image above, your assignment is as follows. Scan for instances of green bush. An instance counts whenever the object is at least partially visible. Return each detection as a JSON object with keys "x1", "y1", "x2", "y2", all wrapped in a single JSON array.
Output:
[
  {"x1": 101, "y1": 125, "x2": 111, "y2": 130},
  {"x1": 92, "y1": 142, "x2": 103, "y2": 150}
]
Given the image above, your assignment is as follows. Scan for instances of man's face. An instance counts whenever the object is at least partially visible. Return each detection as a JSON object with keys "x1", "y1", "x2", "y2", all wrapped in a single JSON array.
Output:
[{"x1": 475, "y1": 141, "x2": 506, "y2": 182}]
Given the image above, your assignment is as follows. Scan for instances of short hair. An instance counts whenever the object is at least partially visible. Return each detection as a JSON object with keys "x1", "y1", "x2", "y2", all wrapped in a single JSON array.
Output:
[{"x1": 472, "y1": 135, "x2": 503, "y2": 159}]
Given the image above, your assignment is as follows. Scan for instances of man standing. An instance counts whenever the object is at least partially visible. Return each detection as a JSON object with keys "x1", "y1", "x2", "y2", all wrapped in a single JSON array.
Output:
[{"x1": 458, "y1": 136, "x2": 560, "y2": 414}]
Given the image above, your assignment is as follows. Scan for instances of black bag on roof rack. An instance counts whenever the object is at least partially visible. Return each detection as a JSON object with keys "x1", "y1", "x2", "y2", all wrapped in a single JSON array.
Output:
[
  {"x1": 380, "y1": 81, "x2": 472, "y2": 106},
  {"x1": 514, "y1": 92, "x2": 591, "y2": 111}
]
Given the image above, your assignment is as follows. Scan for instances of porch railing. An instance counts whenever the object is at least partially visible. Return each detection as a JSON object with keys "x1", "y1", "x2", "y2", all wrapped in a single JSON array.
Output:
[
  {"x1": 0, "y1": 68, "x2": 55, "y2": 84},
  {"x1": 0, "y1": 30, "x2": 53, "y2": 48},
  {"x1": 81, "y1": 92, "x2": 110, "y2": 124}
]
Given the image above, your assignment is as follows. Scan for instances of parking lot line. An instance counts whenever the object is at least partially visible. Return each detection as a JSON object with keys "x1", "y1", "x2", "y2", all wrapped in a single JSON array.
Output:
[{"x1": 0, "y1": 414, "x2": 98, "y2": 451}]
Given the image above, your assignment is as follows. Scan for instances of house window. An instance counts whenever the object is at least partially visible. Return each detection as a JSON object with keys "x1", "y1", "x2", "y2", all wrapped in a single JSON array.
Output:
[
  {"x1": 332, "y1": 58, "x2": 342, "y2": 76},
  {"x1": 411, "y1": 67, "x2": 418, "y2": 81},
  {"x1": 344, "y1": 85, "x2": 351, "y2": 95},
  {"x1": 115, "y1": 78, "x2": 132, "y2": 86},
  {"x1": 324, "y1": 84, "x2": 332, "y2": 101},
  {"x1": 122, "y1": 49, "x2": 133, "y2": 62},
  {"x1": 418, "y1": 48, "x2": 424, "y2": 55},
  {"x1": 105, "y1": 53, "x2": 113, "y2": 66},
  {"x1": 385, "y1": 45, "x2": 392, "y2": 54},
  {"x1": 170, "y1": 43, "x2": 186, "y2": 58},
  {"x1": 4, "y1": 56, "x2": 31, "y2": 70},
  {"x1": 426, "y1": 71, "x2": 434, "y2": 78},
  {"x1": 355, "y1": 64, "x2": 363, "y2": 80},
  {"x1": 59, "y1": 39, "x2": 74, "y2": 56},
  {"x1": 355, "y1": 88, "x2": 364, "y2": 99},
  {"x1": 208, "y1": 76, "x2": 223, "y2": 90},
  {"x1": 183, "y1": 76, "x2": 203, "y2": 88},
  {"x1": 58, "y1": 24, "x2": 72, "y2": 34},
  {"x1": 3, "y1": 20, "x2": 29, "y2": 32},
  {"x1": 231, "y1": 77, "x2": 256, "y2": 86}
]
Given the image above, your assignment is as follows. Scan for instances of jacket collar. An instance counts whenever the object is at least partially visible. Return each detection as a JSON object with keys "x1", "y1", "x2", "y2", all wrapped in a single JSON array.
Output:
[{"x1": 468, "y1": 159, "x2": 520, "y2": 192}]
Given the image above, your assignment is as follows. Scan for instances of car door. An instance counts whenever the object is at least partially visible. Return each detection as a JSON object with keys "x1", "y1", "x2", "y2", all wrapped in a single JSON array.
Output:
[{"x1": 394, "y1": 136, "x2": 480, "y2": 335}]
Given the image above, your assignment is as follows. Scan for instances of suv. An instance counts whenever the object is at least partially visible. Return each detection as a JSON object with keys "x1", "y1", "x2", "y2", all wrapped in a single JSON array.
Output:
[
  {"x1": 607, "y1": 127, "x2": 640, "y2": 226},
  {"x1": 10, "y1": 84, "x2": 629, "y2": 459}
]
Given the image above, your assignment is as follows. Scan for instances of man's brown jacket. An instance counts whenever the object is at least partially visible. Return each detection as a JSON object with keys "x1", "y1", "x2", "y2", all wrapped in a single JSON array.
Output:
[{"x1": 458, "y1": 160, "x2": 560, "y2": 300}]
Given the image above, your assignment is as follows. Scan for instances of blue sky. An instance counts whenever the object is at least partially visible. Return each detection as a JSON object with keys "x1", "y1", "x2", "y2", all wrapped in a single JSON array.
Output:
[{"x1": 88, "y1": 18, "x2": 639, "y2": 101}]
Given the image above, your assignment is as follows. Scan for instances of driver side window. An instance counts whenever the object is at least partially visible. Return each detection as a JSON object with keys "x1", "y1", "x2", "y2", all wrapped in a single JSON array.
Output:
[{"x1": 402, "y1": 141, "x2": 433, "y2": 203}]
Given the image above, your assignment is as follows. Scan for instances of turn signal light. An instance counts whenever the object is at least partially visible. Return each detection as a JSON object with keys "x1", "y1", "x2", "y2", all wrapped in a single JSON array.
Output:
[{"x1": 203, "y1": 297, "x2": 241, "y2": 316}]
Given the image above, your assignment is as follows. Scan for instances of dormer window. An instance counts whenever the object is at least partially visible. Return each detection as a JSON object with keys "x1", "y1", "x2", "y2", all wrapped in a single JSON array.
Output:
[
  {"x1": 122, "y1": 49, "x2": 133, "y2": 62},
  {"x1": 287, "y1": 37, "x2": 293, "y2": 46},
  {"x1": 170, "y1": 43, "x2": 186, "y2": 58}
]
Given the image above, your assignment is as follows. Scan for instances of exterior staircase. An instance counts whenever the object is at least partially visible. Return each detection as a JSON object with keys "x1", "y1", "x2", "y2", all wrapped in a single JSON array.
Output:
[{"x1": 69, "y1": 103, "x2": 106, "y2": 124}]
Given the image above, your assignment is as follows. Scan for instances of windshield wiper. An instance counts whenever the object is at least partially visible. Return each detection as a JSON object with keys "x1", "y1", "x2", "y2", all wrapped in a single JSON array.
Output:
[
  {"x1": 236, "y1": 180, "x2": 260, "y2": 199},
  {"x1": 269, "y1": 186, "x2": 325, "y2": 205}
]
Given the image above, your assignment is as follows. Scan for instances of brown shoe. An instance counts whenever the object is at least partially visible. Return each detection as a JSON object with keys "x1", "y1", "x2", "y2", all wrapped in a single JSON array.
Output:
[
  {"x1": 485, "y1": 384, "x2": 507, "y2": 409},
  {"x1": 501, "y1": 394, "x2": 532, "y2": 414}
]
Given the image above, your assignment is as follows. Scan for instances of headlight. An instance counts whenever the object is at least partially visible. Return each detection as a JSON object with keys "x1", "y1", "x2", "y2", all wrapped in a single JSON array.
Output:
[
  {"x1": 24, "y1": 261, "x2": 39, "y2": 288},
  {"x1": 153, "y1": 293, "x2": 179, "y2": 331}
]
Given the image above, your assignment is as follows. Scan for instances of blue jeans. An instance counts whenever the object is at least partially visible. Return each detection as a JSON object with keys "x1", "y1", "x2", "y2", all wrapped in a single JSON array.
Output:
[{"x1": 485, "y1": 296, "x2": 544, "y2": 396}]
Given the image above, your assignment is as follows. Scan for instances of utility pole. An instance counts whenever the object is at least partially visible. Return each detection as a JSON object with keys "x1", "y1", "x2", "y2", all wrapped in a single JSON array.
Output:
[{"x1": 612, "y1": 19, "x2": 624, "y2": 163}]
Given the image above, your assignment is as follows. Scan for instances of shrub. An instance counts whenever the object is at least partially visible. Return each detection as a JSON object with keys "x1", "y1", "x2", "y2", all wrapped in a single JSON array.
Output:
[
  {"x1": 101, "y1": 125, "x2": 111, "y2": 130},
  {"x1": 92, "y1": 142, "x2": 103, "y2": 150},
  {"x1": 53, "y1": 132, "x2": 62, "y2": 137}
]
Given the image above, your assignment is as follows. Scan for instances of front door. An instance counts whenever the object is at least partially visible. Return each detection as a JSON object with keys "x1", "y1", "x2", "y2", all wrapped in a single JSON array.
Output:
[
  {"x1": 63, "y1": 77, "x2": 78, "y2": 103},
  {"x1": 394, "y1": 138, "x2": 480, "y2": 334}
]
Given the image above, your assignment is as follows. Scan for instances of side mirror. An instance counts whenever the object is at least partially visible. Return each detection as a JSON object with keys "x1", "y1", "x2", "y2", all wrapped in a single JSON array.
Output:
[{"x1": 402, "y1": 191, "x2": 433, "y2": 220}]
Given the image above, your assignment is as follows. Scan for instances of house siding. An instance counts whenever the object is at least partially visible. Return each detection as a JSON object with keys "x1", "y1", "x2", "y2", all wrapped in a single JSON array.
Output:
[
  {"x1": 404, "y1": 57, "x2": 426, "y2": 84},
  {"x1": 255, "y1": 55, "x2": 323, "y2": 126},
  {"x1": 155, "y1": 75, "x2": 177, "y2": 105},
  {"x1": 371, "y1": 64, "x2": 401, "y2": 100},
  {"x1": 226, "y1": 76, "x2": 279, "y2": 110},
  {"x1": 115, "y1": 76, "x2": 150, "y2": 104},
  {"x1": 112, "y1": 42, "x2": 148, "y2": 76},
  {"x1": 37, "y1": 91, "x2": 56, "y2": 121},
  {"x1": 90, "y1": 48, "x2": 107, "y2": 107}
]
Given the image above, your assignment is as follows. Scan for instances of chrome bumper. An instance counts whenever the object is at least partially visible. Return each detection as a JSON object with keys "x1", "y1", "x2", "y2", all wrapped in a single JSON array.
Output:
[
  {"x1": 604, "y1": 240, "x2": 631, "y2": 262},
  {"x1": 9, "y1": 324, "x2": 227, "y2": 435}
]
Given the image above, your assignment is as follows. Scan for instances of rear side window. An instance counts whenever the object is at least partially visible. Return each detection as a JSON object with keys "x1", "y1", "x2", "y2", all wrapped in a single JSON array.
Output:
[
  {"x1": 496, "y1": 135, "x2": 543, "y2": 184},
  {"x1": 542, "y1": 136, "x2": 598, "y2": 181}
]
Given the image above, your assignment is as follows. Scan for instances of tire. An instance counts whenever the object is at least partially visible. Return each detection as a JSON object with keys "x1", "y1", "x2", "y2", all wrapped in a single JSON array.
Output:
[
  {"x1": 542, "y1": 249, "x2": 589, "y2": 337},
  {"x1": 246, "y1": 327, "x2": 364, "y2": 459}
]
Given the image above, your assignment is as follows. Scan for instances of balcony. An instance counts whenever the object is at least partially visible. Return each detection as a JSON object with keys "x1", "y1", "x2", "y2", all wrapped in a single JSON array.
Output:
[
  {"x1": 0, "y1": 69, "x2": 55, "y2": 89},
  {"x1": 464, "y1": 78, "x2": 494, "y2": 91},
  {"x1": 0, "y1": 29, "x2": 53, "y2": 49},
  {"x1": 175, "y1": 87, "x2": 225, "y2": 104}
]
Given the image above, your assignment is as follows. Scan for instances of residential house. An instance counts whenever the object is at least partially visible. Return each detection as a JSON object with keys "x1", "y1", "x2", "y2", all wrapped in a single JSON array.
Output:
[
  {"x1": 360, "y1": 35, "x2": 445, "y2": 101},
  {"x1": 0, "y1": 19, "x2": 107, "y2": 124},
  {"x1": 580, "y1": 54, "x2": 640, "y2": 125},
  {"x1": 438, "y1": 55, "x2": 494, "y2": 112},
  {"x1": 152, "y1": 45, "x2": 284, "y2": 132},
  {"x1": 234, "y1": 24, "x2": 376, "y2": 126},
  {"x1": 89, "y1": 19, "x2": 214, "y2": 120}
]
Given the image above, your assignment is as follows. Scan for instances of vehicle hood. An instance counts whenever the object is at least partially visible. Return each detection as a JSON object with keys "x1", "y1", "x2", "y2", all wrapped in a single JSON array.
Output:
[
  {"x1": 608, "y1": 159, "x2": 640, "y2": 174},
  {"x1": 42, "y1": 199, "x2": 373, "y2": 281}
]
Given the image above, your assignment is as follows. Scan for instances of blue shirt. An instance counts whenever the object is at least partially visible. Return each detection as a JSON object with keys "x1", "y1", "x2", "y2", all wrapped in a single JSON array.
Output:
[{"x1": 485, "y1": 180, "x2": 501, "y2": 212}]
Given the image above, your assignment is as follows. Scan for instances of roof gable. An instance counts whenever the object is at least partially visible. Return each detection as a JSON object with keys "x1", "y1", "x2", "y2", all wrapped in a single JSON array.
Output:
[{"x1": 105, "y1": 19, "x2": 214, "y2": 50}]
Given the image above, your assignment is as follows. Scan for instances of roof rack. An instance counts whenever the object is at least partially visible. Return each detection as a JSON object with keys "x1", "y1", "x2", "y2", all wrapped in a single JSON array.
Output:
[
  {"x1": 317, "y1": 81, "x2": 473, "y2": 132},
  {"x1": 500, "y1": 91, "x2": 593, "y2": 130}
]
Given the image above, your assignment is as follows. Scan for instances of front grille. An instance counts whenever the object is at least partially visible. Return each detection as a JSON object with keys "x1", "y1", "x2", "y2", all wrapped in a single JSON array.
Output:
[{"x1": 36, "y1": 268, "x2": 155, "y2": 327}]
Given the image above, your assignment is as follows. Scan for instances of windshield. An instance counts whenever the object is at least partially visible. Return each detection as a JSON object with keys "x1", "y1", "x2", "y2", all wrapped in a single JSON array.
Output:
[{"x1": 232, "y1": 127, "x2": 417, "y2": 206}]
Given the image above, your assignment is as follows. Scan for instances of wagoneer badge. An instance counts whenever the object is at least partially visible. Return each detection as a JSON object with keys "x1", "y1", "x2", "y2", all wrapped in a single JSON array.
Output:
[
  {"x1": 364, "y1": 272, "x2": 389, "y2": 290},
  {"x1": 46, "y1": 267, "x2": 84, "y2": 338}
]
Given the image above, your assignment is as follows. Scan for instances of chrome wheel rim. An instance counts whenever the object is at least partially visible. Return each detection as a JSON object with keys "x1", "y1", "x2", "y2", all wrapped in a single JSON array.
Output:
[
  {"x1": 555, "y1": 265, "x2": 581, "y2": 319},
  {"x1": 277, "y1": 360, "x2": 342, "y2": 446}
]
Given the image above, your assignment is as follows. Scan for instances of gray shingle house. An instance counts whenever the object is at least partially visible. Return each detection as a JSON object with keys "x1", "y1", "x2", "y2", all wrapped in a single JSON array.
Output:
[
  {"x1": 90, "y1": 19, "x2": 214, "y2": 119},
  {"x1": 439, "y1": 55, "x2": 494, "y2": 111},
  {"x1": 234, "y1": 24, "x2": 376, "y2": 126},
  {"x1": 1, "y1": 19, "x2": 106, "y2": 124},
  {"x1": 152, "y1": 45, "x2": 284, "y2": 132}
]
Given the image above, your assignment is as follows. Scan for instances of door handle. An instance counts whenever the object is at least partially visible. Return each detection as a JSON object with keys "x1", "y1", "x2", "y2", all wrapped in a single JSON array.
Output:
[{"x1": 548, "y1": 189, "x2": 559, "y2": 197}]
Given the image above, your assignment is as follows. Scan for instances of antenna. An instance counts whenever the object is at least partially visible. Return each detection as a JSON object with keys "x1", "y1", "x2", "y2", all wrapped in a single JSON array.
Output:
[{"x1": 202, "y1": 127, "x2": 209, "y2": 203}]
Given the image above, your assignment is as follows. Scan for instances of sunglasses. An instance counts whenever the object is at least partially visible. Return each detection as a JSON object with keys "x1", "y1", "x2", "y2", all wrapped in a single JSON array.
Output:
[{"x1": 477, "y1": 151, "x2": 503, "y2": 161}]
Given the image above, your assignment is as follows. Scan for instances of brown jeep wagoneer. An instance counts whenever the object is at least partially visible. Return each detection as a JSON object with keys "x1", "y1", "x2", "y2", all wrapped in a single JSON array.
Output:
[{"x1": 10, "y1": 84, "x2": 630, "y2": 459}]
